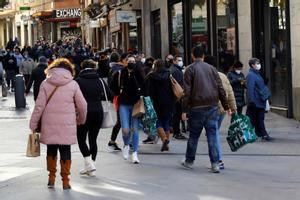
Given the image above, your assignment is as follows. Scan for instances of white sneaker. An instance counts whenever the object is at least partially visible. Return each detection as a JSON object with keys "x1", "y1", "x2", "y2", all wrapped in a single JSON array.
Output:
[
  {"x1": 211, "y1": 163, "x2": 220, "y2": 173},
  {"x1": 79, "y1": 156, "x2": 96, "y2": 175},
  {"x1": 122, "y1": 145, "x2": 130, "y2": 160},
  {"x1": 88, "y1": 161, "x2": 96, "y2": 177},
  {"x1": 132, "y1": 152, "x2": 140, "y2": 164}
]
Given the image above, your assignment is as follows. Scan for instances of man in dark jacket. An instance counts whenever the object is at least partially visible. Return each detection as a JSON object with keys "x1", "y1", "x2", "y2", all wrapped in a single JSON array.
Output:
[
  {"x1": 181, "y1": 46, "x2": 229, "y2": 173},
  {"x1": 25, "y1": 56, "x2": 48, "y2": 101},
  {"x1": 246, "y1": 58, "x2": 273, "y2": 141},
  {"x1": 4, "y1": 49, "x2": 18, "y2": 92},
  {"x1": 170, "y1": 55, "x2": 186, "y2": 139}
]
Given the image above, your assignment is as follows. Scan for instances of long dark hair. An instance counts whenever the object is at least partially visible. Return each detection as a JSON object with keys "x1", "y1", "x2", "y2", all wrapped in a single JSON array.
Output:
[{"x1": 153, "y1": 59, "x2": 165, "y2": 72}]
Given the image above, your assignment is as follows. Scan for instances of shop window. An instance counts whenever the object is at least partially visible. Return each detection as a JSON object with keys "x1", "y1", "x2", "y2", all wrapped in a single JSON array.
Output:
[
  {"x1": 191, "y1": 0, "x2": 209, "y2": 52},
  {"x1": 170, "y1": 2, "x2": 184, "y2": 57},
  {"x1": 216, "y1": 0, "x2": 237, "y2": 73}
]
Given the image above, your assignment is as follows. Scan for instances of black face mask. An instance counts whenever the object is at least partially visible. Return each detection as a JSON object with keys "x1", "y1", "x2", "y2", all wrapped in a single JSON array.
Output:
[{"x1": 127, "y1": 63, "x2": 136, "y2": 70}]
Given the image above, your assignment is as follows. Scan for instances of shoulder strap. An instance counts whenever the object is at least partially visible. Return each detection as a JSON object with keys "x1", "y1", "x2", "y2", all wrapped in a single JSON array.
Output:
[
  {"x1": 99, "y1": 78, "x2": 109, "y2": 102},
  {"x1": 46, "y1": 86, "x2": 59, "y2": 105}
]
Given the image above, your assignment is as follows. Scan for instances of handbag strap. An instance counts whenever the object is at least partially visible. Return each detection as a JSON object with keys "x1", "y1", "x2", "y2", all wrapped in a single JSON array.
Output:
[
  {"x1": 46, "y1": 86, "x2": 59, "y2": 105},
  {"x1": 99, "y1": 78, "x2": 109, "y2": 103}
]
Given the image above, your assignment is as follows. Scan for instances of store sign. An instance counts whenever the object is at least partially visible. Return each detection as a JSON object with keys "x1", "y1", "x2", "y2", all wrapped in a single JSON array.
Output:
[
  {"x1": 54, "y1": 8, "x2": 81, "y2": 18},
  {"x1": 109, "y1": 10, "x2": 120, "y2": 33},
  {"x1": 116, "y1": 10, "x2": 136, "y2": 23},
  {"x1": 90, "y1": 20, "x2": 100, "y2": 28}
]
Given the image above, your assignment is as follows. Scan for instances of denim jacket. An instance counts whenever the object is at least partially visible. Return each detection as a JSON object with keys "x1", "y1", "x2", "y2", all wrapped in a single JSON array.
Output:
[{"x1": 246, "y1": 68, "x2": 267, "y2": 109}]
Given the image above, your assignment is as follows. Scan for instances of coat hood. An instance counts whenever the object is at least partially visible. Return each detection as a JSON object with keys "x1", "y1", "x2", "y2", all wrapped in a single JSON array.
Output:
[
  {"x1": 110, "y1": 62, "x2": 123, "y2": 73},
  {"x1": 78, "y1": 68, "x2": 99, "y2": 79},
  {"x1": 46, "y1": 68, "x2": 73, "y2": 86},
  {"x1": 152, "y1": 69, "x2": 170, "y2": 82}
]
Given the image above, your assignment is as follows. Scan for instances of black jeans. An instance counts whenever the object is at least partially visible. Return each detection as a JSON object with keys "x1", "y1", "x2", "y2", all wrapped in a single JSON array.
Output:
[
  {"x1": 47, "y1": 145, "x2": 71, "y2": 160},
  {"x1": 24, "y1": 74, "x2": 30, "y2": 87},
  {"x1": 237, "y1": 106, "x2": 243, "y2": 115},
  {"x1": 110, "y1": 110, "x2": 121, "y2": 142},
  {"x1": 5, "y1": 70, "x2": 15, "y2": 89},
  {"x1": 172, "y1": 102, "x2": 182, "y2": 135},
  {"x1": 246, "y1": 106, "x2": 268, "y2": 137},
  {"x1": 77, "y1": 111, "x2": 103, "y2": 161}
]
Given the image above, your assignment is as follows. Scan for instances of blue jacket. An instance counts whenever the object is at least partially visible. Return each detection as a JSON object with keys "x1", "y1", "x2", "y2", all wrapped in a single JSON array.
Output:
[{"x1": 246, "y1": 68, "x2": 267, "y2": 109}]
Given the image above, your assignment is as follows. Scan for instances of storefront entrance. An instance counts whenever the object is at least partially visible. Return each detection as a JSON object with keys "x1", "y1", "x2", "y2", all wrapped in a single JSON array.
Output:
[
  {"x1": 168, "y1": 0, "x2": 238, "y2": 72},
  {"x1": 252, "y1": 0, "x2": 293, "y2": 117}
]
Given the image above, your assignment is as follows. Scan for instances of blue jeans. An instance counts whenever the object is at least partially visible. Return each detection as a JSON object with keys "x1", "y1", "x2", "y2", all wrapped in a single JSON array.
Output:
[
  {"x1": 185, "y1": 106, "x2": 219, "y2": 165},
  {"x1": 119, "y1": 105, "x2": 140, "y2": 152},
  {"x1": 216, "y1": 114, "x2": 225, "y2": 162}
]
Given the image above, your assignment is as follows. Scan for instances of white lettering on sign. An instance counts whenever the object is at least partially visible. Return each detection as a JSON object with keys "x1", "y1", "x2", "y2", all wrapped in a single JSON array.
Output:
[{"x1": 55, "y1": 8, "x2": 82, "y2": 18}]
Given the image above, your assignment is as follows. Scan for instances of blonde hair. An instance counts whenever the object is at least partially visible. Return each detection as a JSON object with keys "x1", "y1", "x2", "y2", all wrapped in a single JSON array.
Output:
[{"x1": 45, "y1": 58, "x2": 75, "y2": 77}]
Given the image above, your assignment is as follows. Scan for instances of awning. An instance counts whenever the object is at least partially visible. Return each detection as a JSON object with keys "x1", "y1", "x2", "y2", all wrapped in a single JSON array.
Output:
[
  {"x1": 32, "y1": 11, "x2": 52, "y2": 18},
  {"x1": 0, "y1": 9, "x2": 16, "y2": 18}
]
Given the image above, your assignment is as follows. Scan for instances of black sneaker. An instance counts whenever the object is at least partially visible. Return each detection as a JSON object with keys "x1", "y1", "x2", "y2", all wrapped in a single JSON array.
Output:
[
  {"x1": 108, "y1": 142, "x2": 121, "y2": 152},
  {"x1": 174, "y1": 134, "x2": 187, "y2": 140},
  {"x1": 261, "y1": 135, "x2": 274, "y2": 142},
  {"x1": 143, "y1": 137, "x2": 154, "y2": 144}
]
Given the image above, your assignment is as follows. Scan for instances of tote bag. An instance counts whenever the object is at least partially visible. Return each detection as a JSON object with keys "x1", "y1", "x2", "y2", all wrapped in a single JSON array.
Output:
[
  {"x1": 99, "y1": 78, "x2": 114, "y2": 128},
  {"x1": 26, "y1": 132, "x2": 40, "y2": 157}
]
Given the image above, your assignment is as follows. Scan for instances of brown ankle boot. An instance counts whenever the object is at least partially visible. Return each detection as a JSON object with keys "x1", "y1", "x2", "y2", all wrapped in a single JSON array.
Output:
[
  {"x1": 157, "y1": 128, "x2": 167, "y2": 143},
  {"x1": 47, "y1": 156, "x2": 57, "y2": 188},
  {"x1": 60, "y1": 160, "x2": 71, "y2": 190}
]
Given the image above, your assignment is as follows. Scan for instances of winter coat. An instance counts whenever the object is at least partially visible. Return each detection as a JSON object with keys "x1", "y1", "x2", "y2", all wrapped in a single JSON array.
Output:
[
  {"x1": 30, "y1": 68, "x2": 87, "y2": 145},
  {"x1": 20, "y1": 58, "x2": 36, "y2": 75},
  {"x1": 246, "y1": 68, "x2": 267, "y2": 109},
  {"x1": 4, "y1": 54, "x2": 18, "y2": 73},
  {"x1": 227, "y1": 71, "x2": 246, "y2": 107},
  {"x1": 107, "y1": 62, "x2": 123, "y2": 87},
  {"x1": 170, "y1": 64, "x2": 184, "y2": 86},
  {"x1": 111, "y1": 67, "x2": 145, "y2": 106},
  {"x1": 76, "y1": 68, "x2": 113, "y2": 123},
  {"x1": 146, "y1": 69, "x2": 174, "y2": 118},
  {"x1": 25, "y1": 63, "x2": 47, "y2": 101},
  {"x1": 218, "y1": 72, "x2": 237, "y2": 115}
]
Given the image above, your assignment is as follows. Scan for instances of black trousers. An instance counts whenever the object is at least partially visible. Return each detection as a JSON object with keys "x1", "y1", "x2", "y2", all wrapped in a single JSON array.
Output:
[
  {"x1": 237, "y1": 106, "x2": 244, "y2": 115},
  {"x1": 110, "y1": 110, "x2": 121, "y2": 142},
  {"x1": 24, "y1": 74, "x2": 30, "y2": 87},
  {"x1": 246, "y1": 106, "x2": 268, "y2": 137},
  {"x1": 47, "y1": 145, "x2": 71, "y2": 160},
  {"x1": 77, "y1": 111, "x2": 103, "y2": 161},
  {"x1": 5, "y1": 70, "x2": 15, "y2": 89},
  {"x1": 172, "y1": 102, "x2": 182, "y2": 135}
]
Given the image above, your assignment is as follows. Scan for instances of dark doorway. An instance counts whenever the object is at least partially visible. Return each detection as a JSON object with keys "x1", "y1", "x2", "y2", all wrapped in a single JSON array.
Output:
[
  {"x1": 151, "y1": 9, "x2": 162, "y2": 59},
  {"x1": 252, "y1": 0, "x2": 292, "y2": 117}
]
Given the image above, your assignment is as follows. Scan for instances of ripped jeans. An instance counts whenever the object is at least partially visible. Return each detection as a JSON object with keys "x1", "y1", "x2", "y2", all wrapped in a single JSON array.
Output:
[{"x1": 119, "y1": 104, "x2": 140, "y2": 152}]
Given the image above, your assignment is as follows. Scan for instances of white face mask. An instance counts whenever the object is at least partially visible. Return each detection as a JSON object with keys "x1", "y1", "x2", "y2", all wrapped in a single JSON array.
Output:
[
  {"x1": 235, "y1": 70, "x2": 241, "y2": 74},
  {"x1": 256, "y1": 64, "x2": 261, "y2": 71},
  {"x1": 141, "y1": 58, "x2": 146, "y2": 64},
  {"x1": 177, "y1": 61, "x2": 184, "y2": 67}
]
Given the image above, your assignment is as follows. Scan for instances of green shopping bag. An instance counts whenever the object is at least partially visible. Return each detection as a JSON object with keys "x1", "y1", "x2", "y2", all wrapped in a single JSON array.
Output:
[
  {"x1": 226, "y1": 114, "x2": 257, "y2": 152},
  {"x1": 141, "y1": 96, "x2": 157, "y2": 137}
]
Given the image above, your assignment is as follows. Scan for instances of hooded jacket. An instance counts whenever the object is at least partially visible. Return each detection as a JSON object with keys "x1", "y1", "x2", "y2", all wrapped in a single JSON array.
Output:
[{"x1": 30, "y1": 68, "x2": 87, "y2": 145}]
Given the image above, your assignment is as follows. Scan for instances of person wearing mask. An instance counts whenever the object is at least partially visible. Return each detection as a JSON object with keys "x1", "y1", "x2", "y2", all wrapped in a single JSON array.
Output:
[
  {"x1": 29, "y1": 58, "x2": 87, "y2": 190},
  {"x1": 227, "y1": 61, "x2": 246, "y2": 115},
  {"x1": 146, "y1": 59, "x2": 175, "y2": 151},
  {"x1": 20, "y1": 51, "x2": 36, "y2": 86},
  {"x1": 165, "y1": 54, "x2": 174, "y2": 69},
  {"x1": 107, "y1": 52, "x2": 127, "y2": 152},
  {"x1": 25, "y1": 56, "x2": 48, "y2": 101},
  {"x1": 181, "y1": 46, "x2": 229, "y2": 173},
  {"x1": 76, "y1": 59, "x2": 113, "y2": 176},
  {"x1": 4, "y1": 49, "x2": 18, "y2": 92},
  {"x1": 204, "y1": 55, "x2": 237, "y2": 170},
  {"x1": 246, "y1": 58, "x2": 274, "y2": 141},
  {"x1": 110, "y1": 55, "x2": 145, "y2": 164},
  {"x1": 170, "y1": 55, "x2": 186, "y2": 140}
]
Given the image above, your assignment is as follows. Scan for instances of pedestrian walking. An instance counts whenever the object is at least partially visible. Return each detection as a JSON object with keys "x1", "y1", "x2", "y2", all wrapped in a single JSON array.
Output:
[
  {"x1": 110, "y1": 54, "x2": 145, "y2": 164},
  {"x1": 25, "y1": 56, "x2": 48, "y2": 101},
  {"x1": 246, "y1": 58, "x2": 274, "y2": 141},
  {"x1": 146, "y1": 59, "x2": 175, "y2": 151},
  {"x1": 76, "y1": 59, "x2": 113, "y2": 176},
  {"x1": 181, "y1": 46, "x2": 229, "y2": 173},
  {"x1": 170, "y1": 55, "x2": 186, "y2": 140},
  {"x1": 227, "y1": 61, "x2": 246, "y2": 115},
  {"x1": 107, "y1": 52, "x2": 125, "y2": 152},
  {"x1": 29, "y1": 58, "x2": 87, "y2": 189},
  {"x1": 19, "y1": 51, "x2": 36, "y2": 86},
  {"x1": 204, "y1": 55, "x2": 237, "y2": 170},
  {"x1": 4, "y1": 49, "x2": 18, "y2": 92}
]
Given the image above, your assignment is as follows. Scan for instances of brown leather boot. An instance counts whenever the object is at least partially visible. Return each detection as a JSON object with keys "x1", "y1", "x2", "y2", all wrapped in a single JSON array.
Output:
[
  {"x1": 157, "y1": 128, "x2": 169, "y2": 152},
  {"x1": 47, "y1": 156, "x2": 57, "y2": 188},
  {"x1": 60, "y1": 160, "x2": 71, "y2": 190}
]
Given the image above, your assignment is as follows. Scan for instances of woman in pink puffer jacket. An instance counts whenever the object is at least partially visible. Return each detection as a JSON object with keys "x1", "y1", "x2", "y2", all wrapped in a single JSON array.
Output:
[{"x1": 29, "y1": 58, "x2": 87, "y2": 190}]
